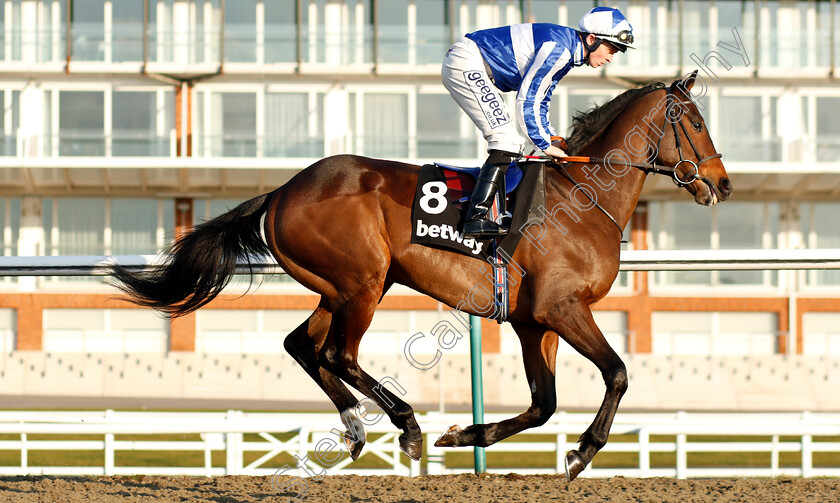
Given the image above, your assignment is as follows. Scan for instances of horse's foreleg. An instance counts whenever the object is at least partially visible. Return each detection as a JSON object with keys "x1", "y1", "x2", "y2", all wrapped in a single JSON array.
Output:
[
  {"x1": 283, "y1": 302, "x2": 367, "y2": 460},
  {"x1": 434, "y1": 322, "x2": 558, "y2": 448},
  {"x1": 551, "y1": 302, "x2": 628, "y2": 482},
  {"x1": 320, "y1": 283, "x2": 424, "y2": 461}
]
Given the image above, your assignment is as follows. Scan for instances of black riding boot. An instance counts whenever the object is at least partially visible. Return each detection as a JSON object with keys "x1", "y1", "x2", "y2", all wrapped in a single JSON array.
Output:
[{"x1": 463, "y1": 150, "x2": 515, "y2": 238}]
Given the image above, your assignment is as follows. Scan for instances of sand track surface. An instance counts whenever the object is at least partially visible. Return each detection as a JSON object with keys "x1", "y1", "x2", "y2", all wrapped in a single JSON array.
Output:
[{"x1": 0, "y1": 474, "x2": 838, "y2": 502}]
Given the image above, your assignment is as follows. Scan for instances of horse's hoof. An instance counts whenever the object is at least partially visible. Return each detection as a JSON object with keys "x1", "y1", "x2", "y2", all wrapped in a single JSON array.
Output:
[
  {"x1": 344, "y1": 431, "x2": 365, "y2": 461},
  {"x1": 433, "y1": 425, "x2": 462, "y2": 447},
  {"x1": 399, "y1": 433, "x2": 423, "y2": 461},
  {"x1": 564, "y1": 450, "x2": 586, "y2": 482},
  {"x1": 340, "y1": 408, "x2": 366, "y2": 461}
]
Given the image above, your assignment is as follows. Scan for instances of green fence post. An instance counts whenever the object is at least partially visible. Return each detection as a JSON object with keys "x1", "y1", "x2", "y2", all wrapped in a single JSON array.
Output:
[{"x1": 469, "y1": 314, "x2": 486, "y2": 473}]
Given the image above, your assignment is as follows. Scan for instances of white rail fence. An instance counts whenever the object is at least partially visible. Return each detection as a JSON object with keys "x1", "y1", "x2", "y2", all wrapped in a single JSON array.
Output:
[
  {"x1": 1, "y1": 248, "x2": 840, "y2": 276},
  {"x1": 0, "y1": 253, "x2": 836, "y2": 479},
  {"x1": 0, "y1": 411, "x2": 837, "y2": 478}
]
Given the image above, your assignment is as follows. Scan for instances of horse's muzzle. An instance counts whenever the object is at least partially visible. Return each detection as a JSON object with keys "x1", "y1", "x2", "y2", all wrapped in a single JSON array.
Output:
[{"x1": 717, "y1": 177, "x2": 733, "y2": 201}]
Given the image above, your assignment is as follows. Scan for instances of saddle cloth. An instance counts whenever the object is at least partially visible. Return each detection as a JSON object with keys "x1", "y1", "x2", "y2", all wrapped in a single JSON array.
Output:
[{"x1": 410, "y1": 160, "x2": 544, "y2": 261}]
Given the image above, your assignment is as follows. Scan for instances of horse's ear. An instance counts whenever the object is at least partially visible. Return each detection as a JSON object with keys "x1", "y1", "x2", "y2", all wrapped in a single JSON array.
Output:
[{"x1": 682, "y1": 69, "x2": 699, "y2": 92}]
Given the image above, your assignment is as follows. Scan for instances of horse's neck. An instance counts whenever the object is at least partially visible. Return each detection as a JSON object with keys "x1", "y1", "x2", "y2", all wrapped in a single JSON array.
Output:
[{"x1": 571, "y1": 136, "x2": 648, "y2": 233}]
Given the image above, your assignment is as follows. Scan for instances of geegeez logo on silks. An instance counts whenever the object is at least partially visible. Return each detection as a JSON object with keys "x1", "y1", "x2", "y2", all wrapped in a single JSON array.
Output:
[{"x1": 464, "y1": 71, "x2": 510, "y2": 129}]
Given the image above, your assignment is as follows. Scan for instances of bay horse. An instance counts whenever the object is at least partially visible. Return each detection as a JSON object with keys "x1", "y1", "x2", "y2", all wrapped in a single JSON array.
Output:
[{"x1": 110, "y1": 72, "x2": 731, "y2": 481}]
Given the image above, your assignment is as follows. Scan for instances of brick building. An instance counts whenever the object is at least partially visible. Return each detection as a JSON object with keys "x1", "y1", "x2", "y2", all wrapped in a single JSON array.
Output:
[{"x1": 0, "y1": 0, "x2": 839, "y2": 374}]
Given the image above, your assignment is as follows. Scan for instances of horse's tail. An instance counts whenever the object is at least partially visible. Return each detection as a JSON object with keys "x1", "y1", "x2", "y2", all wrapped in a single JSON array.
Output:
[{"x1": 109, "y1": 192, "x2": 274, "y2": 317}]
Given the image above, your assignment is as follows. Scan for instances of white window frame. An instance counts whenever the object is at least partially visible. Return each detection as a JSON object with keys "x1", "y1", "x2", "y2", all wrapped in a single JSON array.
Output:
[{"x1": 41, "y1": 83, "x2": 174, "y2": 159}]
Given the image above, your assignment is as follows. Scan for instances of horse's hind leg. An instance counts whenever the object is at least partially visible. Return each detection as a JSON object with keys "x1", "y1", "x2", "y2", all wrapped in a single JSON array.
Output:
[
  {"x1": 320, "y1": 279, "x2": 424, "y2": 461},
  {"x1": 283, "y1": 300, "x2": 368, "y2": 459},
  {"x1": 435, "y1": 322, "x2": 558, "y2": 448}
]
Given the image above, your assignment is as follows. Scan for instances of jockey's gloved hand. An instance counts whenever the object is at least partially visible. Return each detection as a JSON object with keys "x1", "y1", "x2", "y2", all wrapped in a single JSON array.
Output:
[{"x1": 544, "y1": 143, "x2": 568, "y2": 159}]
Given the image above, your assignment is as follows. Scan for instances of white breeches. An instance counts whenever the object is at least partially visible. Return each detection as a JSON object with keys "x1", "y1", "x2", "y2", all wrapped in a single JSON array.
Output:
[{"x1": 441, "y1": 37, "x2": 524, "y2": 155}]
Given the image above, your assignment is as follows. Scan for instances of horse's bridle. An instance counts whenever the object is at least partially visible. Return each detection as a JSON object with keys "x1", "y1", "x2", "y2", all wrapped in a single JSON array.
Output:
[
  {"x1": 545, "y1": 82, "x2": 724, "y2": 236},
  {"x1": 546, "y1": 83, "x2": 723, "y2": 184},
  {"x1": 653, "y1": 81, "x2": 723, "y2": 186}
]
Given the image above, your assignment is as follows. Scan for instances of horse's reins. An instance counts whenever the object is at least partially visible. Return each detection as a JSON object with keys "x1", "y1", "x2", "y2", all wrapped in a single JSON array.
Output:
[{"x1": 522, "y1": 83, "x2": 723, "y2": 237}]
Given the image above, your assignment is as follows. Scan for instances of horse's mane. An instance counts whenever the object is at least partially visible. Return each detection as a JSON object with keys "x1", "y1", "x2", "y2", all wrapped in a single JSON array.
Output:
[{"x1": 565, "y1": 81, "x2": 666, "y2": 155}]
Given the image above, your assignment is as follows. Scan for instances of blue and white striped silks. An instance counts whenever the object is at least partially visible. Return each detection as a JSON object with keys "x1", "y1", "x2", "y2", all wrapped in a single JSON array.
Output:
[{"x1": 465, "y1": 23, "x2": 586, "y2": 151}]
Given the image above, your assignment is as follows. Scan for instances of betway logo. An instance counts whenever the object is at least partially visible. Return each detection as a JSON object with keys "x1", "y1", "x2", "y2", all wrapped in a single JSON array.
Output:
[{"x1": 416, "y1": 220, "x2": 484, "y2": 255}]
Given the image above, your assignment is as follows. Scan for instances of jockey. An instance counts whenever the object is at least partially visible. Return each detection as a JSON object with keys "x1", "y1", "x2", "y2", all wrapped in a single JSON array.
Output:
[{"x1": 442, "y1": 7, "x2": 634, "y2": 238}]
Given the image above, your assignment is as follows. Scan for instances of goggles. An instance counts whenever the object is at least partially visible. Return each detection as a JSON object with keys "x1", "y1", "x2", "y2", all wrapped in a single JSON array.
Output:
[{"x1": 614, "y1": 30, "x2": 634, "y2": 45}]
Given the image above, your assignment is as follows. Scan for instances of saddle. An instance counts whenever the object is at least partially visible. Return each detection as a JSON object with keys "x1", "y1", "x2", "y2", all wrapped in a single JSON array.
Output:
[
  {"x1": 432, "y1": 162, "x2": 525, "y2": 202},
  {"x1": 410, "y1": 160, "x2": 545, "y2": 261}
]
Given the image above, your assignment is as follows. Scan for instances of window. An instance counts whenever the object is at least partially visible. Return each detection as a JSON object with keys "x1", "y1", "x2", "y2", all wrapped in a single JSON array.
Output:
[
  {"x1": 58, "y1": 91, "x2": 105, "y2": 156},
  {"x1": 528, "y1": 0, "x2": 561, "y2": 24},
  {"x1": 717, "y1": 0, "x2": 757, "y2": 68},
  {"x1": 301, "y1": 0, "x2": 372, "y2": 65},
  {"x1": 46, "y1": 88, "x2": 174, "y2": 157},
  {"x1": 356, "y1": 93, "x2": 408, "y2": 158},
  {"x1": 716, "y1": 202, "x2": 777, "y2": 286},
  {"x1": 224, "y1": 0, "x2": 257, "y2": 62},
  {"x1": 717, "y1": 95, "x2": 781, "y2": 162},
  {"x1": 44, "y1": 198, "x2": 174, "y2": 256},
  {"x1": 47, "y1": 198, "x2": 107, "y2": 256},
  {"x1": 112, "y1": 0, "x2": 144, "y2": 62},
  {"x1": 594, "y1": 311, "x2": 630, "y2": 354},
  {"x1": 264, "y1": 92, "x2": 324, "y2": 157},
  {"x1": 0, "y1": 1, "x2": 6, "y2": 60},
  {"x1": 0, "y1": 90, "x2": 20, "y2": 156},
  {"x1": 802, "y1": 313, "x2": 840, "y2": 356},
  {"x1": 761, "y1": 0, "x2": 815, "y2": 69},
  {"x1": 112, "y1": 91, "x2": 174, "y2": 156},
  {"x1": 378, "y1": 0, "x2": 408, "y2": 63},
  {"x1": 501, "y1": 311, "x2": 628, "y2": 356},
  {"x1": 196, "y1": 310, "x2": 288, "y2": 353},
  {"x1": 265, "y1": 0, "x2": 298, "y2": 63},
  {"x1": 649, "y1": 201, "x2": 779, "y2": 288},
  {"x1": 416, "y1": 93, "x2": 476, "y2": 158},
  {"x1": 652, "y1": 311, "x2": 780, "y2": 355},
  {"x1": 195, "y1": 91, "x2": 257, "y2": 157},
  {"x1": 568, "y1": 93, "x2": 611, "y2": 122},
  {"x1": 359, "y1": 309, "x2": 423, "y2": 355},
  {"x1": 111, "y1": 199, "x2": 172, "y2": 255},
  {"x1": 415, "y1": 1, "x2": 449, "y2": 65},
  {"x1": 565, "y1": 0, "x2": 596, "y2": 26},
  {"x1": 803, "y1": 203, "x2": 840, "y2": 287},
  {"x1": 605, "y1": 0, "x2": 651, "y2": 69},
  {"x1": 195, "y1": 89, "x2": 325, "y2": 158},
  {"x1": 562, "y1": 92, "x2": 613, "y2": 143},
  {"x1": 43, "y1": 309, "x2": 168, "y2": 353},
  {"x1": 815, "y1": 97, "x2": 840, "y2": 162},
  {"x1": 3, "y1": 0, "x2": 67, "y2": 63},
  {"x1": 0, "y1": 198, "x2": 21, "y2": 257},
  {"x1": 0, "y1": 198, "x2": 21, "y2": 286},
  {"x1": 72, "y1": 0, "x2": 105, "y2": 61},
  {"x1": 363, "y1": 309, "x2": 469, "y2": 356},
  {"x1": 0, "y1": 309, "x2": 15, "y2": 352}
]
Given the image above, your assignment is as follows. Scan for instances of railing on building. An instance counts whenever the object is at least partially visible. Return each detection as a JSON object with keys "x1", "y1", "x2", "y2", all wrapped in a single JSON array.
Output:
[
  {"x1": 0, "y1": 3, "x2": 837, "y2": 73},
  {"x1": 0, "y1": 410, "x2": 836, "y2": 478}
]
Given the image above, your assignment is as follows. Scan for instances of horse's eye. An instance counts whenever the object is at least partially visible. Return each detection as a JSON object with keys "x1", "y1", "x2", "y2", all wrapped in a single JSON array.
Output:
[{"x1": 692, "y1": 122, "x2": 702, "y2": 132}]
